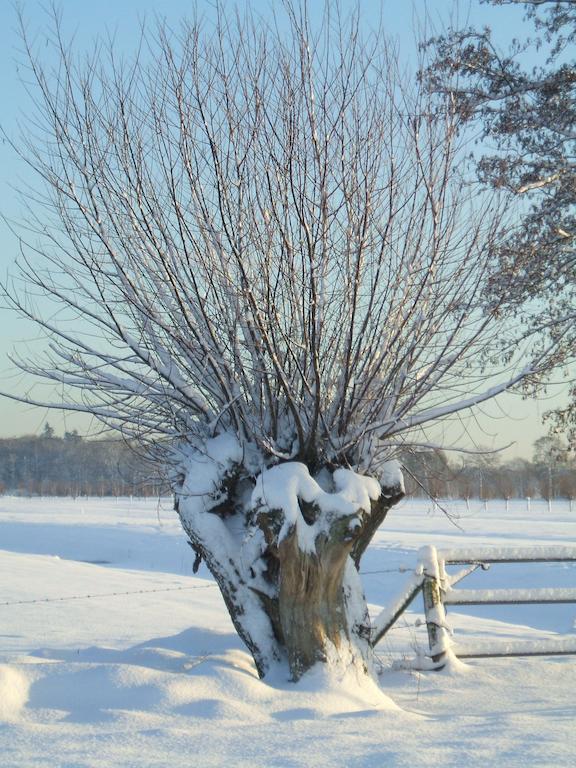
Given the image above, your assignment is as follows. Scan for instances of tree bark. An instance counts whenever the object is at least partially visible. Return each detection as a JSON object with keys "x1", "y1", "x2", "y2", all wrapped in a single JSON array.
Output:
[
  {"x1": 254, "y1": 487, "x2": 404, "y2": 681},
  {"x1": 277, "y1": 519, "x2": 358, "y2": 679}
]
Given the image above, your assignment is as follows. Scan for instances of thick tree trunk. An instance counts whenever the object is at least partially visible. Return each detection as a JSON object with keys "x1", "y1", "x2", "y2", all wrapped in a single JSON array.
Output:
[
  {"x1": 176, "y1": 451, "x2": 404, "y2": 683},
  {"x1": 277, "y1": 521, "x2": 358, "y2": 679},
  {"x1": 253, "y1": 487, "x2": 404, "y2": 681}
]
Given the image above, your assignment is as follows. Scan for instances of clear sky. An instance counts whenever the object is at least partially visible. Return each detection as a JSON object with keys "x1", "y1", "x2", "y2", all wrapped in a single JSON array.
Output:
[{"x1": 0, "y1": 0, "x2": 570, "y2": 458}]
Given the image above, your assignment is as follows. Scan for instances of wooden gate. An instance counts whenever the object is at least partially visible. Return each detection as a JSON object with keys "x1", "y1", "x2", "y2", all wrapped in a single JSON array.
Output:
[{"x1": 371, "y1": 544, "x2": 576, "y2": 667}]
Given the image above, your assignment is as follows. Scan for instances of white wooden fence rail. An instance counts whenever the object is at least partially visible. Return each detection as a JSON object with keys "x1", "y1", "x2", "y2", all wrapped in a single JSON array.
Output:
[{"x1": 371, "y1": 544, "x2": 576, "y2": 667}]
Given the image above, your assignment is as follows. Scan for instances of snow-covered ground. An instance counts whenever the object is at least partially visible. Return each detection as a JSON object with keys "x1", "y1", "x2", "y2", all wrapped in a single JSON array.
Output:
[{"x1": 1, "y1": 495, "x2": 575, "y2": 767}]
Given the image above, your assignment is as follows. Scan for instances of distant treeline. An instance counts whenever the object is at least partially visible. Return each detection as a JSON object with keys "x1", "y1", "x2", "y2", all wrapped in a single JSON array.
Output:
[
  {"x1": 0, "y1": 427, "x2": 160, "y2": 497},
  {"x1": 403, "y1": 438, "x2": 576, "y2": 500},
  {"x1": 0, "y1": 428, "x2": 574, "y2": 499}
]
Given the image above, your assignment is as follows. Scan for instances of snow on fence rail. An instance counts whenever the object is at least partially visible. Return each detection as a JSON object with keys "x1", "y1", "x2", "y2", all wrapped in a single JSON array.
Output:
[{"x1": 371, "y1": 544, "x2": 576, "y2": 667}]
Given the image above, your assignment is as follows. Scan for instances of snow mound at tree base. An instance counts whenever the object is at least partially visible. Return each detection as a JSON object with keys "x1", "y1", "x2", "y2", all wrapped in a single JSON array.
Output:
[
  {"x1": 0, "y1": 665, "x2": 30, "y2": 722},
  {"x1": 3, "y1": 647, "x2": 401, "y2": 727},
  {"x1": 268, "y1": 662, "x2": 402, "y2": 717}
]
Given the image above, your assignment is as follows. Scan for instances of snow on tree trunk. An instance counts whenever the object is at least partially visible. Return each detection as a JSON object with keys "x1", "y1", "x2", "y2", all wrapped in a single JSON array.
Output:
[{"x1": 174, "y1": 434, "x2": 404, "y2": 682}]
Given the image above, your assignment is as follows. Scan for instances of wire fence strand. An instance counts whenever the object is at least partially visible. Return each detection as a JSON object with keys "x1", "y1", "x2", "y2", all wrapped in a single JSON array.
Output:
[
  {"x1": 1, "y1": 567, "x2": 415, "y2": 607},
  {"x1": 0, "y1": 583, "x2": 217, "y2": 608}
]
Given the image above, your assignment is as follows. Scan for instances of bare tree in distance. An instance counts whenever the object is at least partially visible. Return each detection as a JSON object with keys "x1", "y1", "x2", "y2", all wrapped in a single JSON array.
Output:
[
  {"x1": 423, "y1": 0, "x2": 576, "y2": 438},
  {"x1": 0, "y1": 3, "x2": 563, "y2": 684}
]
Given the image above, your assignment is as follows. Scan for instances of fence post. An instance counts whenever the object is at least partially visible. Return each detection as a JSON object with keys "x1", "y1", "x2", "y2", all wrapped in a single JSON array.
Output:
[{"x1": 420, "y1": 545, "x2": 451, "y2": 667}]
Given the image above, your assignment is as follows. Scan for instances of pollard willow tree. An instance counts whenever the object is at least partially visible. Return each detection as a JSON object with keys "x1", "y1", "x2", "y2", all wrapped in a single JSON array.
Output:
[{"x1": 1, "y1": 5, "x2": 560, "y2": 683}]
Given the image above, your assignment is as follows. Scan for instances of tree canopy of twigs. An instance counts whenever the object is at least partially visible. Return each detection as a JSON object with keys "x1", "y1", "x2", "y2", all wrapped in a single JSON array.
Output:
[{"x1": 1, "y1": 2, "x2": 561, "y2": 473}]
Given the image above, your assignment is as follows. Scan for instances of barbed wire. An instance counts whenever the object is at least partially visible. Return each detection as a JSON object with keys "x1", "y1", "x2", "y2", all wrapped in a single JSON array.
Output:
[
  {"x1": 1, "y1": 568, "x2": 420, "y2": 608},
  {"x1": 0, "y1": 583, "x2": 217, "y2": 608}
]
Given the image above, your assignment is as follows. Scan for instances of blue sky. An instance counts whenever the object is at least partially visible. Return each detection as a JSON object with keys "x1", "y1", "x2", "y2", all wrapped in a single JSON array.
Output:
[{"x1": 0, "y1": 0, "x2": 569, "y2": 457}]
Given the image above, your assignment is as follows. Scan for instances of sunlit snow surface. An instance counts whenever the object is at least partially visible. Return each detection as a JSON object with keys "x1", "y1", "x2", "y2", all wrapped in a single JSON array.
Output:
[{"x1": 1, "y1": 495, "x2": 575, "y2": 767}]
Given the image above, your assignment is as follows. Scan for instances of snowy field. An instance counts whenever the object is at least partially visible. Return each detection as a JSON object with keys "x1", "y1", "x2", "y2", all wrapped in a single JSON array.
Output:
[{"x1": 1, "y1": 495, "x2": 575, "y2": 767}]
